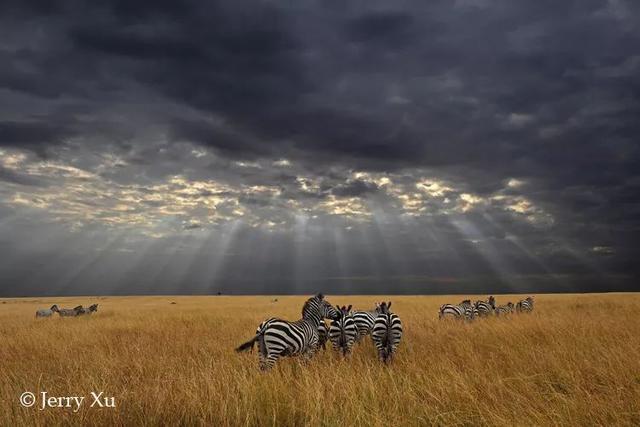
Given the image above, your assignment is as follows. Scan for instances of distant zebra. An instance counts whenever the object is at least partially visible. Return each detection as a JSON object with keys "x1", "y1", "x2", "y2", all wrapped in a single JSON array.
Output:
[
  {"x1": 235, "y1": 293, "x2": 339, "y2": 370},
  {"x1": 352, "y1": 304, "x2": 380, "y2": 341},
  {"x1": 460, "y1": 299, "x2": 476, "y2": 320},
  {"x1": 495, "y1": 302, "x2": 514, "y2": 316},
  {"x1": 329, "y1": 305, "x2": 358, "y2": 356},
  {"x1": 439, "y1": 299, "x2": 475, "y2": 320},
  {"x1": 372, "y1": 301, "x2": 402, "y2": 363},
  {"x1": 516, "y1": 296, "x2": 534, "y2": 313},
  {"x1": 58, "y1": 306, "x2": 83, "y2": 317},
  {"x1": 78, "y1": 304, "x2": 98, "y2": 315},
  {"x1": 36, "y1": 304, "x2": 59, "y2": 318},
  {"x1": 475, "y1": 296, "x2": 496, "y2": 317}
]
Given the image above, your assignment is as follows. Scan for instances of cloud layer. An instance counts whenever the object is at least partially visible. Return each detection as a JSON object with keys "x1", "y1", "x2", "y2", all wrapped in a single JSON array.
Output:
[{"x1": 1, "y1": 0, "x2": 638, "y2": 295}]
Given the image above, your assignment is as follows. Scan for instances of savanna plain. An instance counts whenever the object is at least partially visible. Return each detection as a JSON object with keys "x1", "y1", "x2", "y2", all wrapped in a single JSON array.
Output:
[{"x1": 1, "y1": 293, "x2": 639, "y2": 426}]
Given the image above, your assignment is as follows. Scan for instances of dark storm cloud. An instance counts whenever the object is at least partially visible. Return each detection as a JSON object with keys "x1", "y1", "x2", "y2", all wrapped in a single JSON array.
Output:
[
  {"x1": 0, "y1": 121, "x2": 73, "y2": 149},
  {"x1": 330, "y1": 180, "x2": 380, "y2": 198},
  {"x1": 0, "y1": 0, "x2": 639, "y2": 295}
]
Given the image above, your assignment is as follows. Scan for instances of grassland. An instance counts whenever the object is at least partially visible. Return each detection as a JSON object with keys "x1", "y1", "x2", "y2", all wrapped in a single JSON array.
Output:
[{"x1": 1, "y1": 293, "x2": 639, "y2": 426}]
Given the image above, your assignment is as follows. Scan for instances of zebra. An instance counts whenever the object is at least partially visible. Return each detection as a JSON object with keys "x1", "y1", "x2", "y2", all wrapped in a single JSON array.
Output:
[
  {"x1": 78, "y1": 304, "x2": 98, "y2": 315},
  {"x1": 439, "y1": 299, "x2": 475, "y2": 320},
  {"x1": 329, "y1": 305, "x2": 358, "y2": 356},
  {"x1": 516, "y1": 296, "x2": 534, "y2": 313},
  {"x1": 495, "y1": 302, "x2": 514, "y2": 316},
  {"x1": 36, "y1": 304, "x2": 59, "y2": 318},
  {"x1": 474, "y1": 296, "x2": 496, "y2": 317},
  {"x1": 318, "y1": 320, "x2": 329, "y2": 350},
  {"x1": 351, "y1": 304, "x2": 380, "y2": 342},
  {"x1": 372, "y1": 301, "x2": 402, "y2": 363},
  {"x1": 57, "y1": 306, "x2": 83, "y2": 317},
  {"x1": 235, "y1": 293, "x2": 339, "y2": 370},
  {"x1": 459, "y1": 299, "x2": 476, "y2": 320}
]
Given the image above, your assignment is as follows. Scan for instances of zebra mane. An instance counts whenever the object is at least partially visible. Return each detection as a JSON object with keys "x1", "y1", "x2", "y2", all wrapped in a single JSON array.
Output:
[{"x1": 301, "y1": 295, "x2": 320, "y2": 317}]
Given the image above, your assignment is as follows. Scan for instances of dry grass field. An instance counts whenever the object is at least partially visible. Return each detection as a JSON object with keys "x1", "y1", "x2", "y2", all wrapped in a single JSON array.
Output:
[{"x1": 1, "y1": 293, "x2": 639, "y2": 426}]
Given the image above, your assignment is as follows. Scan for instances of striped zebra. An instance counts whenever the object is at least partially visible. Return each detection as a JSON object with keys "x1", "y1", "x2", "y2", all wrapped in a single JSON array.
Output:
[
  {"x1": 36, "y1": 304, "x2": 59, "y2": 318},
  {"x1": 516, "y1": 296, "x2": 534, "y2": 313},
  {"x1": 439, "y1": 299, "x2": 475, "y2": 320},
  {"x1": 474, "y1": 296, "x2": 496, "y2": 317},
  {"x1": 372, "y1": 301, "x2": 402, "y2": 363},
  {"x1": 77, "y1": 304, "x2": 98, "y2": 315},
  {"x1": 318, "y1": 320, "x2": 329, "y2": 350},
  {"x1": 57, "y1": 306, "x2": 83, "y2": 317},
  {"x1": 352, "y1": 304, "x2": 380, "y2": 341},
  {"x1": 495, "y1": 302, "x2": 514, "y2": 316},
  {"x1": 235, "y1": 293, "x2": 339, "y2": 370},
  {"x1": 329, "y1": 305, "x2": 358, "y2": 356}
]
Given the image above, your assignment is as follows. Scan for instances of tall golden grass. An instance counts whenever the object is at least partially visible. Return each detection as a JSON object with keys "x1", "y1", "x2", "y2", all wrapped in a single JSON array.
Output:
[{"x1": 1, "y1": 293, "x2": 639, "y2": 426}]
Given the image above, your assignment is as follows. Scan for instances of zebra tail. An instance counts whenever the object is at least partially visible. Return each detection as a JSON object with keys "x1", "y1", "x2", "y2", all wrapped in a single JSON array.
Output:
[
  {"x1": 258, "y1": 333, "x2": 267, "y2": 357},
  {"x1": 235, "y1": 335, "x2": 259, "y2": 353}
]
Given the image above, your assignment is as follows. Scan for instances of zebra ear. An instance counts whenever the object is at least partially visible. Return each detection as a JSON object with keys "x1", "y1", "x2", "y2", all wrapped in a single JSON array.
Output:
[
  {"x1": 388, "y1": 301, "x2": 392, "y2": 309},
  {"x1": 347, "y1": 304, "x2": 352, "y2": 311}
]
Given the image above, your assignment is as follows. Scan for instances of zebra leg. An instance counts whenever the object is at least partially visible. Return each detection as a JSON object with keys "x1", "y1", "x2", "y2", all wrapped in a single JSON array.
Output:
[
  {"x1": 301, "y1": 344, "x2": 317, "y2": 364},
  {"x1": 260, "y1": 352, "x2": 281, "y2": 370}
]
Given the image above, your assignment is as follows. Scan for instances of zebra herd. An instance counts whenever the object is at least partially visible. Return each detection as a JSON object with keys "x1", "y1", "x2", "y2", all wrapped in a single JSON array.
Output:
[
  {"x1": 235, "y1": 294, "x2": 403, "y2": 370},
  {"x1": 439, "y1": 296, "x2": 534, "y2": 320},
  {"x1": 35, "y1": 303, "x2": 99, "y2": 318}
]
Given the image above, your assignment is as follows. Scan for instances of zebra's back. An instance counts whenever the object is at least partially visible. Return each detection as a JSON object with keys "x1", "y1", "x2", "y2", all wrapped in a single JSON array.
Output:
[
  {"x1": 439, "y1": 304, "x2": 465, "y2": 319},
  {"x1": 259, "y1": 318, "x2": 318, "y2": 357},
  {"x1": 496, "y1": 304, "x2": 513, "y2": 316},
  {"x1": 516, "y1": 297, "x2": 534, "y2": 313},
  {"x1": 352, "y1": 311, "x2": 376, "y2": 340},
  {"x1": 372, "y1": 312, "x2": 402, "y2": 363},
  {"x1": 329, "y1": 315, "x2": 358, "y2": 355},
  {"x1": 475, "y1": 301, "x2": 493, "y2": 316}
]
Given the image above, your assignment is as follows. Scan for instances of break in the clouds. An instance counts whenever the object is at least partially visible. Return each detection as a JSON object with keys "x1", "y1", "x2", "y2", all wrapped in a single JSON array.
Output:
[{"x1": 1, "y1": 0, "x2": 639, "y2": 296}]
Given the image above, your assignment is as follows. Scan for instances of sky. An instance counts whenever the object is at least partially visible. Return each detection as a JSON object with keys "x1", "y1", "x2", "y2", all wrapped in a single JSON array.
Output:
[{"x1": 1, "y1": 0, "x2": 639, "y2": 296}]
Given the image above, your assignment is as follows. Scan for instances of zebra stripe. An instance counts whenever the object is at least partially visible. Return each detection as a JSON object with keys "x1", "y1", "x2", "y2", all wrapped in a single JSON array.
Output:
[
  {"x1": 235, "y1": 293, "x2": 339, "y2": 370},
  {"x1": 516, "y1": 296, "x2": 534, "y2": 313},
  {"x1": 439, "y1": 299, "x2": 476, "y2": 320},
  {"x1": 439, "y1": 304, "x2": 466, "y2": 319},
  {"x1": 318, "y1": 320, "x2": 329, "y2": 350},
  {"x1": 495, "y1": 302, "x2": 514, "y2": 316},
  {"x1": 352, "y1": 309, "x2": 377, "y2": 341},
  {"x1": 474, "y1": 296, "x2": 495, "y2": 317},
  {"x1": 329, "y1": 305, "x2": 358, "y2": 356},
  {"x1": 372, "y1": 301, "x2": 402, "y2": 363}
]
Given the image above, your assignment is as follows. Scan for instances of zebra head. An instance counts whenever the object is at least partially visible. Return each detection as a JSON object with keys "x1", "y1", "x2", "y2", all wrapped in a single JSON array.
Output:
[
  {"x1": 378, "y1": 301, "x2": 392, "y2": 314},
  {"x1": 89, "y1": 304, "x2": 99, "y2": 312},
  {"x1": 50, "y1": 304, "x2": 59, "y2": 312},
  {"x1": 302, "y1": 294, "x2": 339, "y2": 325},
  {"x1": 488, "y1": 295, "x2": 496, "y2": 309},
  {"x1": 336, "y1": 304, "x2": 353, "y2": 318}
]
